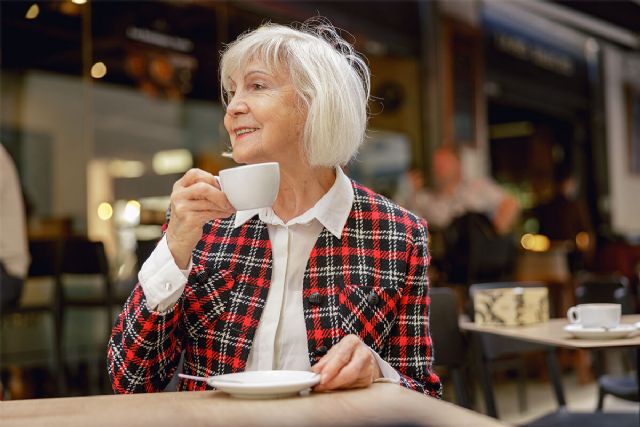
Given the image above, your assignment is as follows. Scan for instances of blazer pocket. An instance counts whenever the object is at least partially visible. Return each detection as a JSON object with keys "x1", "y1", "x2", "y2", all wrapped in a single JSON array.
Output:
[
  {"x1": 183, "y1": 269, "x2": 235, "y2": 333},
  {"x1": 339, "y1": 284, "x2": 403, "y2": 351}
]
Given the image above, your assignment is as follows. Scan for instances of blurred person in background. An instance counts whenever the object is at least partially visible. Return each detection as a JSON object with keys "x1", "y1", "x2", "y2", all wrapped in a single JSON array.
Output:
[
  {"x1": 412, "y1": 146, "x2": 520, "y2": 235},
  {"x1": 108, "y1": 19, "x2": 441, "y2": 398},
  {"x1": 396, "y1": 146, "x2": 520, "y2": 285},
  {"x1": 0, "y1": 144, "x2": 30, "y2": 311}
]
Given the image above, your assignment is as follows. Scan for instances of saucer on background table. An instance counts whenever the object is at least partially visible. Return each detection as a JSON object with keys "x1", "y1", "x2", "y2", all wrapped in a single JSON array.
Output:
[
  {"x1": 205, "y1": 370, "x2": 320, "y2": 399},
  {"x1": 564, "y1": 323, "x2": 636, "y2": 340}
]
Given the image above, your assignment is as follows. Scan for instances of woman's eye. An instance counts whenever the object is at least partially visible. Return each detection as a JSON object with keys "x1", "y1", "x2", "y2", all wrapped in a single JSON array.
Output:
[{"x1": 252, "y1": 83, "x2": 265, "y2": 90}]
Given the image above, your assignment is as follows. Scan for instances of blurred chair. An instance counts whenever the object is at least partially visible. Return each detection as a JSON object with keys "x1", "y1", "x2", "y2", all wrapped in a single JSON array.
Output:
[
  {"x1": 59, "y1": 238, "x2": 112, "y2": 394},
  {"x1": 468, "y1": 282, "x2": 565, "y2": 419},
  {"x1": 0, "y1": 239, "x2": 65, "y2": 396},
  {"x1": 442, "y1": 212, "x2": 516, "y2": 286},
  {"x1": 575, "y1": 272, "x2": 632, "y2": 313},
  {"x1": 574, "y1": 273, "x2": 639, "y2": 410},
  {"x1": 429, "y1": 287, "x2": 471, "y2": 408}
]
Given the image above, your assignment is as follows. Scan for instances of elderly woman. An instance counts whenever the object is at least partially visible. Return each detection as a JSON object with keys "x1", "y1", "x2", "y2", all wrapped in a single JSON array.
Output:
[{"x1": 108, "y1": 20, "x2": 441, "y2": 397}]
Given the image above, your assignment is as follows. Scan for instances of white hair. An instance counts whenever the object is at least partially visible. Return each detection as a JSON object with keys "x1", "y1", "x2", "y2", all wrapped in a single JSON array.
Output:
[{"x1": 220, "y1": 18, "x2": 370, "y2": 167}]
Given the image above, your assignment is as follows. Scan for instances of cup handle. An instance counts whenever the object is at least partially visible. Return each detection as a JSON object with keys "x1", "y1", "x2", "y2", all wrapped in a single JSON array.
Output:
[{"x1": 567, "y1": 307, "x2": 580, "y2": 324}]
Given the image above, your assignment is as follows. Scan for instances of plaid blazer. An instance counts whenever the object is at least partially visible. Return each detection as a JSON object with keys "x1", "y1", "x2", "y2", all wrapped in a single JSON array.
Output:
[{"x1": 108, "y1": 181, "x2": 442, "y2": 397}]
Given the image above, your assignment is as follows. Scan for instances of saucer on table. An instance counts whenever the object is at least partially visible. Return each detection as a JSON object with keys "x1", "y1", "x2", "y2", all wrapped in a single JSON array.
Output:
[
  {"x1": 206, "y1": 370, "x2": 320, "y2": 399},
  {"x1": 564, "y1": 323, "x2": 636, "y2": 340}
]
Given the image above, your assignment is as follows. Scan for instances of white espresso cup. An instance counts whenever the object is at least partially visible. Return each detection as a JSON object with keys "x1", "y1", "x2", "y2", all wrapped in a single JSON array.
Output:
[
  {"x1": 218, "y1": 162, "x2": 280, "y2": 211},
  {"x1": 566, "y1": 303, "x2": 621, "y2": 329}
]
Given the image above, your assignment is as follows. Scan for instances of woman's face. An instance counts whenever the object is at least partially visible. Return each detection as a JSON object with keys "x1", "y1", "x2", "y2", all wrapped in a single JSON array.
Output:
[{"x1": 223, "y1": 60, "x2": 307, "y2": 166}]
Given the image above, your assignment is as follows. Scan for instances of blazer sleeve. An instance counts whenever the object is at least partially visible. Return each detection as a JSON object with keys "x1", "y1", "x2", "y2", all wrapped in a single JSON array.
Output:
[
  {"x1": 383, "y1": 218, "x2": 442, "y2": 398},
  {"x1": 107, "y1": 281, "x2": 184, "y2": 393}
]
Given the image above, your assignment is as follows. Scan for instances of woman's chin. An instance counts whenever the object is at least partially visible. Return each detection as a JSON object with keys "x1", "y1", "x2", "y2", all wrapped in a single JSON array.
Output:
[
  {"x1": 231, "y1": 149, "x2": 271, "y2": 165},
  {"x1": 232, "y1": 152, "x2": 254, "y2": 164}
]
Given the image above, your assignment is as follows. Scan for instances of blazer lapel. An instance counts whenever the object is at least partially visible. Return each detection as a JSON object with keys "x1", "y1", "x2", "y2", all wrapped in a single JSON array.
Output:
[{"x1": 206, "y1": 216, "x2": 273, "y2": 375}]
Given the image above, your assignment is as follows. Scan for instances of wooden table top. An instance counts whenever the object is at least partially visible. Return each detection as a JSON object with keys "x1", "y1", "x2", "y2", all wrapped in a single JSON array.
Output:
[
  {"x1": 460, "y1": 314, "x2": 640, "y2": 349},
  {"x1": 0, "y1": 383, "x2": 510, "y2": 427}
]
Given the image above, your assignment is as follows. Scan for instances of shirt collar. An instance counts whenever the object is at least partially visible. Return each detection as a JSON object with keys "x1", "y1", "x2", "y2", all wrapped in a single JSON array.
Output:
[{"x1": 233, "y1": 167, "x2": 354, "y2": 239}]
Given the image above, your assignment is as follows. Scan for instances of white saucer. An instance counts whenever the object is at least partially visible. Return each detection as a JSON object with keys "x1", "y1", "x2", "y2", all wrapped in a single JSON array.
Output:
[
  {"x1": 206, "y1": 370, "x2": 320, "y2": 399},
  {"x1": 564, "y1": 323, "x2": 636, "y2": 340}
]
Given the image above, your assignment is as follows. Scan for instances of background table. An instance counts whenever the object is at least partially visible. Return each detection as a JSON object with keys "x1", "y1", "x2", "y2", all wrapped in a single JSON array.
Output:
[
  {"x1": 0, "y1": 383, "x2": 510, "y2": 427},
  {"x1": 460, "y1": 315, "x2": 640, "y2": 350},
  {"x1": 460, "y1": 315, "x2": 640, "y2": 424}
]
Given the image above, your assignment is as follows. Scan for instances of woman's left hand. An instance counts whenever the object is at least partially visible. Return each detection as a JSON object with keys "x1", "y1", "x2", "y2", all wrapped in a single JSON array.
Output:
[{"x1": 311, "y1": 334, "x2": 382, "y2": 391}]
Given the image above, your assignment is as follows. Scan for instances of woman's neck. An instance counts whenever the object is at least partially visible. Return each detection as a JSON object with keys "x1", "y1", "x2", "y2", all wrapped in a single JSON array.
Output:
[{"x1": 272, "y1": 164, "x2": 336, "y2": 223}]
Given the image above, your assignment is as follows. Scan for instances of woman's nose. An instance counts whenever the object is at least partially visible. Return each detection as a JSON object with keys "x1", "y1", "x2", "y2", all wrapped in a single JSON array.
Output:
[{"x1": 225, "y1": 96, "x2": 249, "y2": 116}]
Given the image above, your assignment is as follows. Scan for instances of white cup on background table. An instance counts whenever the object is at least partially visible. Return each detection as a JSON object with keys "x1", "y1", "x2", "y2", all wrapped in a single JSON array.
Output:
[{"x1": 566, "y1": 303, "x2": 621, "y2": 329}]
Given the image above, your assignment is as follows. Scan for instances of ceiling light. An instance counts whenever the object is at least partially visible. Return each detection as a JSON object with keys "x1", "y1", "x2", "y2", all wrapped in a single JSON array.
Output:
[
  {"x1": 71, "y1": 0, "x2": 87, "y2": 4},
  {"x1": 25, "y1": 4, "x2": 39, "y2": 19},
  {"x1": 123, "y1": 200, "x2": 141, "y2": 225},
  {"x1": 91, "y1": 62, "x2": 107, "y2": 79},
  {"x1": 97, "y1": 202, "x2": 113, "y2": 221}
]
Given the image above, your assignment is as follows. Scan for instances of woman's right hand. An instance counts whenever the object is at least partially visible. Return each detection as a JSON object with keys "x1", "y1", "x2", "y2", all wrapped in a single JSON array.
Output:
[{"x1": 166, "y1": 168, "x2": 235, "y2": 269}]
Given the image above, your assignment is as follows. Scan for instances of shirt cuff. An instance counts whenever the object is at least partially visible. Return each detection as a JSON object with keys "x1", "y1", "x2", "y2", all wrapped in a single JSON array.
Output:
[
  {"x1": 138, "y1": 235, "x2": 193, "y2": 312},
  {"x1": 369, "y1": 347, "x2": 401, "y2": 384}
]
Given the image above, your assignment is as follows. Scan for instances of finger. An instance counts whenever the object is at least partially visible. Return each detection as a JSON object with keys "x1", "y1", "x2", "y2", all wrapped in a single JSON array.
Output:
[
  {"x1": 176, "y1": 168, "x2": 219, "y2": 189},
  {"x1": 175, "y1": 182, "x2": 234, "y2": 211},
  {"x1": 314, "y1": 338, "x2": 358, "y2": 387},
  {"x1": 316, "y1": 345, "x2": 367, "y2": 391},
  {"x1": 321, "y1": 346, "x2": 372, "y2": 391},
  {"x1": 311, "y1": 357, "x2": 327, "y2": 373}
]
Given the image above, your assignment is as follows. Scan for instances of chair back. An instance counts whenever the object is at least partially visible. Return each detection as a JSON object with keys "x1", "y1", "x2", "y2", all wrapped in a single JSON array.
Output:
[
  {"x1": 61, "y1": 238, "x2": 109, "y2": 276},
  {"x1": 575, "y1": 273, "x2": 633, "y2": 315},
  {"x1": 28, "y1": 239, "x2": 62, "y2": 278},
  {"x1": 60, "y1": 238, "x2": 110, "y2": 297},
  {"x1": 443, "y1": 213, "x2": 516, "y2": 285},
  {"x1": 429, "y1": 287, "x2": 466, "y2": 367}
]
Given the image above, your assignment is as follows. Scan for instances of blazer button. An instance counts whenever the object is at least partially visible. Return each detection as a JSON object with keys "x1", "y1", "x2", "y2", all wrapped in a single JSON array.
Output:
[
  {"x1": 315, "y1": 346, "x2": 328, "y2": 356},
  {"x1": 196, "y1": 270, "x2": 208, "y2": 285},
  {"x1": 367, "y1": 292, "x2": 380, "y2": 306},
  {"x1": 308, "y1": 292, "x2": 322, "y2": 306}
]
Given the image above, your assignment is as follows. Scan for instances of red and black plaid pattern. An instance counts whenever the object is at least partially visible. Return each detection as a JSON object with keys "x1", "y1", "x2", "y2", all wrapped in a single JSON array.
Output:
[{"x1": 108, "y1": 181, "x2": 442, "y2": 397}]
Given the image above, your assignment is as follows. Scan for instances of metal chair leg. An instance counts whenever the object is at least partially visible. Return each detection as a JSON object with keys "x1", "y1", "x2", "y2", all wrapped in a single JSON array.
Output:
[
  {"x1": 596, "y1": 385, "x2": 605, "y2": 411},
  {"x1": 451, "y1": 367, "x2": 471, "y2": 409},
  {"x1": 545, "y1": 348, "x2": 566, "y2": 408},
  {"x1": 517, "y1": 355, "x2": 528, "y2": 413},
  {"x1": 472, "y1": 334, "x2": 498, "y2": 418},
  {"x1": 481, "y1": 360, "x2": 498, "y2": 418}
]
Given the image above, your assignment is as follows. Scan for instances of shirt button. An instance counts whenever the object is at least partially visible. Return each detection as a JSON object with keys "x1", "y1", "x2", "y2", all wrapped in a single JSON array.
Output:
[
  {"x1": 165, "y1": 282, "x2": 172, "y2": 291},
  {"x1": 308, "y1": 292, "x2": 322, "y2": 306},
  {"x1": 367, "y1": 292, "x2": 379, "y2": 306}
]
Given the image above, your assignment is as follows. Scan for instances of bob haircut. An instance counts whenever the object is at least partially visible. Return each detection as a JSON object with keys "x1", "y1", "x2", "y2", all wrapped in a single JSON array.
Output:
[{"x1": 220, "y1": 19, "x2": 370, "y2": 167}]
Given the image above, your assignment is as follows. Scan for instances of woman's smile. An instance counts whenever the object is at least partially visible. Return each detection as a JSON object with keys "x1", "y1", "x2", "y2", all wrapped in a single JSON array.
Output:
[{"x1": 234, "y1": 127, "x2": 260, "y2": 140}]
